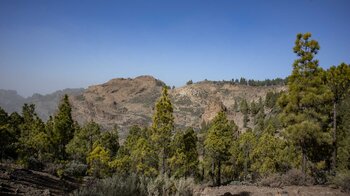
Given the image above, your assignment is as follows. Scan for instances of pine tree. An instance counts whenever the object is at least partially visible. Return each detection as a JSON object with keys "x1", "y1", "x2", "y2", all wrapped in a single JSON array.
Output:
[
  {"x1": 129, "y1": 135, "x2": 158, "y2": 177},
  {"x1": 87, "y1": 144, "x2": 110, "y2": 178},
  {"x1": 250, "y1": 101, "x2": 258, "y2": 116},
  {"x1": 0, "y1": 107, "x2": 10, "y2": 159},
  {"x1": 151, "y1": 86, "x2": 174, "y2": 174},
  {"x1": 66, "y1": 121, "x2": 101, "y2": 162},
  {"x1": 6, "y1": 112, "x2": 23, "y2": 159},
  {"x1": 233, "y1": 99, "x2": 239, "y2": 112},
  {"x1": 52, "y1": 94, "x2": 75, "y2": 160},
  {"x1": 110, "y1": 126, "x2": 158, "y2": 177},
  {"x1": 98, "y1": 126, "x2": 120, "y2": 157},
  {"x1": 251, "y1": 132, "x2": 285, "y2": 176},
  {"x1": 278, "y1": 33, "x2": 332, "y2": 174},
  {"x1": 326, "y1": 63, "x2": 350, "y2": 172},
  {"x1": 337, "y1": 96, "x2": 350, "y2": 170},
  {"x1": 169, "y1": 128, "x2": 199, "y2": 178},
  {"x1": 18, "y1": 104, "x2": 49, "y2": 165},
  {"x1": 204, "y1": 111, "x2": 236, "y2": 186},
  {"x1": 235, "y1": 130, "x2": 257, "y2": 180},
  {"x1": 240, "y1": 99, "x2": 249, "y2": 128}
]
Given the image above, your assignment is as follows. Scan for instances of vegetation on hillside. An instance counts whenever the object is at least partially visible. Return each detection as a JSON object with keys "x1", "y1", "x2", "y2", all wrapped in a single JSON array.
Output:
[{"x1": 1, "y1": 33, "x2": 350, "y2": 195}]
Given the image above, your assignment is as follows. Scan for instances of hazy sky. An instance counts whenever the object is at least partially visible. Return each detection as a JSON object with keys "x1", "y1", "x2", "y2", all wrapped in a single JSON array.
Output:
[{"x1": 0, "y1": 0, "x2": 349, "y2": 97}]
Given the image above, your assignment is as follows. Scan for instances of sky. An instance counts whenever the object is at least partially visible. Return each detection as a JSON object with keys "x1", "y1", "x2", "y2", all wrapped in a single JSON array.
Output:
[{"x1": 0, "y1": 0, "x2": 349, "y2": 97}]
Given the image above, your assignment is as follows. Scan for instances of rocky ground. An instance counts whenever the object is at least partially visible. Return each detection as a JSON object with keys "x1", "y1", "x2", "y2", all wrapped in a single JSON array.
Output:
[
  {"x1": 197, "y1": 185, "x2": 349, "y2": 196},
  {"x1": 0, "y1": 164, "x2": 79, "y2": 196}
]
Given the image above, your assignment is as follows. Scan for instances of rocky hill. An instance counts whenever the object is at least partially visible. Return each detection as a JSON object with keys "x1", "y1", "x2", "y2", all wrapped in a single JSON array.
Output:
[
  {"x1": 69, "y1": 76, "x2": 285, "y2": 137},
  {"x1": 0, "y1": 76, "x2": 285, "y2": 137}
]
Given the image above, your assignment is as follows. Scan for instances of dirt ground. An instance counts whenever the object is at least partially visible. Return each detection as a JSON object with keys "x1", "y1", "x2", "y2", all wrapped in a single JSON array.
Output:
[
  {"x1": 196, "y1": 185, "x2": 349, "y2": 196},
  {"x1": 0, "y1": 164, "x2": 79, "y2": 196}
]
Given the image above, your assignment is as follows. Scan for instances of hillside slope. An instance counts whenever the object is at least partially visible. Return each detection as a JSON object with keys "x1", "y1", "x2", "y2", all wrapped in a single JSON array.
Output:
[{"x1": 69, "y1": 76, "x2": 285, "y2": 136}]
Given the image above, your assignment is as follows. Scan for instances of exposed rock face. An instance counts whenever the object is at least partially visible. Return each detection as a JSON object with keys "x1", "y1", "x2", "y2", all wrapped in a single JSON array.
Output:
[
  {"x1": 70, "y1": 76, "x2": 164, "y2": 138},
  {"x1": 69, "y1": 76, "x2": 285, "y2": 136},
  {"x1": 201, "y1": 99, "x2": 226, "y2": 124},
  {"x1": 171, "y1": 81, "x2": 285, "y2": 131}
]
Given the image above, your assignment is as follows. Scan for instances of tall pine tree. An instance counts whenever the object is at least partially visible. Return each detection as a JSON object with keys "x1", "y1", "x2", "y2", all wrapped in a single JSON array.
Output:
[
  {"x1": 151, "y1": 86, "x2": 174, "y2": 174},
  {"x1": 326, "y1": 63, "x2": 350, "y2": 172},
  {"x1": 53, "y1": 94, "x2": 75, "y2": 160},
  {"x1": 169, "y1": 127, "x2": 199, "y2": 178},
  {"x1": 278, "y1": 33, "x2": 332, "y2": 174},
  {"x1": 204, "y1": 111, "x2": 236, "y2": 186}
]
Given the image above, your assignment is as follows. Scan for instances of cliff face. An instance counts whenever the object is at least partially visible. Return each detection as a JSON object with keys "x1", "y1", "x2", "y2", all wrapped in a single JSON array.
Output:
[{"x1": 69, "y1": 76, "x2": 285, "y2": 136}]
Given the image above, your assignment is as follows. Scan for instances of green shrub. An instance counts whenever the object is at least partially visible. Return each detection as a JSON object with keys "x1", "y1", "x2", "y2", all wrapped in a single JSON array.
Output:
[
  {"x1": 24, "y1": 156, "x2": 43, "y2": 171},
  {"x1": 64, "y1": 161, "x2": 87, "y2": 177}
]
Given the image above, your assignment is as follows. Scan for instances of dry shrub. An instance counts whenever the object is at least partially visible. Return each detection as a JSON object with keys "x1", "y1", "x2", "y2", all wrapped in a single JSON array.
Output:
[
  {"x1": 281, "y1": 169, "x2": 314, "y2": 186},
  {"x1": 260, "y1": 169, "x2": 314, "y2": 187},
  {"x1": 43, "y1": 163, "x2": 63, "y2": 176},
  {"x1": 71, "y1": 173, "x2": 148, "y2": 196},
  {"x1": 259, "y1": 174, "x2": 282, "y2": 188},
  {"x1": 331, "y1": 170, "x2": 350, "y2": 192},
  {"x1": 147, "y1": 175, "x2": 195, "y2": 196}
]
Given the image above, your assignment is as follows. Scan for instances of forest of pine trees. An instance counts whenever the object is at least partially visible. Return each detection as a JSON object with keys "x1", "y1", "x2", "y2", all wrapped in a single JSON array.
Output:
[{"x1": 1, "y1": 33, "x2": 350, "y2": 194}]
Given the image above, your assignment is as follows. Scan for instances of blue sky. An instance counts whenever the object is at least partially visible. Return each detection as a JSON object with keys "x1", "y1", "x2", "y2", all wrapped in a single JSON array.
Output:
[{"x1": 0, "y1": 0, "x2": 349, "y2": 97}]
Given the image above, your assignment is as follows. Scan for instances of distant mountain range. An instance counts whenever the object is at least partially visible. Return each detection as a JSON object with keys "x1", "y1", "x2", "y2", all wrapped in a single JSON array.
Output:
[
  {"x1": 0, "y1": 76, "x2": 285, "y2": 138},
  {"x1": 0, "y1": 88, "x2": 84, "y2": 121}
]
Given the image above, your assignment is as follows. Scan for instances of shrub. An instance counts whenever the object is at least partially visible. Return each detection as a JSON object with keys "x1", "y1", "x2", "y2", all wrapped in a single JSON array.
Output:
[
  {"x1": 24, "y1": 156, "x2": 43, "y2": 171},
  {"x1": 72, "y1": 174, "x2": 195, "y2": 196},
  {"x1": 64, "y1": 161, "x2": 87, "y2": 177},
  {"x1": 147, "y1": 175, "x2": 194, "y2": 196},
  {"x1": 260, "y1": 169, "x2": 314, "y2": 187},
  {"x1": 281, "y1": 169, "x2": 314, "y2": 186},
  {"x1": 147, "y1": 175, "x2": 172, "y2": 195},
  {"x1": 173, "y1": 177, "x2": 195, "y2": 196},
  {"x1": 331, "y1": 170, "x2": 350, "y2": 192},
  {"x1": 44, "y1": 162, "x2": 64, "y2": 176},
  {"x1": 259, "y1": 174, "x2": 282, "y2": 188},
  {"x1": 71, "y1": 173, "x2": 148, "y2": 196}
]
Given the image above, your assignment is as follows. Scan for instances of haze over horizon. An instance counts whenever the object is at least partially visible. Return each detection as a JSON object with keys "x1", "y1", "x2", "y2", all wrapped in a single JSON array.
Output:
[{"x1": 1, "y1": 0, "x2": 350, "y2": 97}]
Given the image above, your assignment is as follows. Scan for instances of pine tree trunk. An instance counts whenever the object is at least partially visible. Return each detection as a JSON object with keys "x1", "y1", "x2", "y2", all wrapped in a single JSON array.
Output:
[
  {"x1": 302, "y1": 149, "x2": 307, "y2": 183},
  {"x1": 332, "y1": 102, "x2": 337, "y2": 173},
  {"x1": 244, "y1": 146, "x2": 248, "y2": 181},
  {"x1": 201, "y1": 166, "x2": 204, "y2": 181},
  {"x1": 217, "y1": 160, "x2": 221, "y2": 186},
  {"x1": 211, "y1": 160, "x2": 215, "y2": 185},
  {"x1": 161, "y1": 148, "x2": 165, "y2": 174}
]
